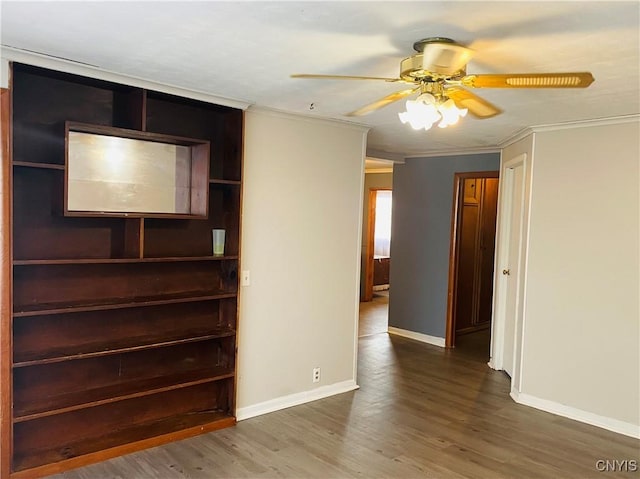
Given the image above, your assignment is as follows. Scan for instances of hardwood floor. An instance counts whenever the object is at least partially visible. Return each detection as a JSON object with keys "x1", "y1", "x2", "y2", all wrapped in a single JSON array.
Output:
[
  {"x1": 49, "y1": 306, "x2": 639, "y2": 478},
  {"x1": 454, "y1": 327, "x2": 492, "y2": 362},
  {"x1": 358, "y1": 291, "x2": 388, "y2": 337}
]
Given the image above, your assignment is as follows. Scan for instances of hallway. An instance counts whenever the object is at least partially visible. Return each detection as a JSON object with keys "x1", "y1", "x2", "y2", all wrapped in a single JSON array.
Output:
[{"x1": 359, "y1": 290, "x2": 492, "y2": 362}]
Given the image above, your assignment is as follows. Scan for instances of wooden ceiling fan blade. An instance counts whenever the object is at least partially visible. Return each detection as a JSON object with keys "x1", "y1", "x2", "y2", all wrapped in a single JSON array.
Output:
[
  {"x1": 346, "y1": 87, "x2": 420, "y2": 117},
  {"x1": 291, "y1": 73, "x2": 404, "y2": 82},
  {"x1": 445, "y1": 87, "x2": 502, "y2": 118},
  {"x1": 462, "y1": 72, "x2": 594, "y2": 88}
]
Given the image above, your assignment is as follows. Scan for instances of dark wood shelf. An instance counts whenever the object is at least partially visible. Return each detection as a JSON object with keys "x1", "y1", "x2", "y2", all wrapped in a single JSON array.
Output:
[
  {"x1": 13, "y1": 161, "x2": 65, "y2": 170},
  {"x1": 13, "y1": 331, "x2": 235, "y2": 368},
  {"x1": 13, "y1": 291, "x2": 237, "y2": 318},
  {"x1": 13, "y1": 328, "x2": 236, "y2": 367},
  {"x1": 13, "y1": 410, "x2": 235, "y2": 473},
  {"x1": 14, "y1": 367, "x2": 235, "y2": 422},
  {"x1": 210, "y1": 178, "x2": 241, "y2": 185},
  {"x1": 13, "y1": 255, "x2": 239, "y2": 266}
]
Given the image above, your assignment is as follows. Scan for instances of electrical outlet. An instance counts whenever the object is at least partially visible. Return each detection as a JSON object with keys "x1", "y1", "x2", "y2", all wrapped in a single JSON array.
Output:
[
  {"x1": 241, "y1": 270, "x2": 250, "y2": 286},
  {"x1": 312, "y1": 367, "x2": 321, "y2": 383}
]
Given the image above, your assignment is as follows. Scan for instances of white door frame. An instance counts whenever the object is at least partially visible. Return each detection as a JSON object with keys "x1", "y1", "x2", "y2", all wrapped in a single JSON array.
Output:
[{"x1": 489, "y1": 152, "x2": 529, "y2": 395}]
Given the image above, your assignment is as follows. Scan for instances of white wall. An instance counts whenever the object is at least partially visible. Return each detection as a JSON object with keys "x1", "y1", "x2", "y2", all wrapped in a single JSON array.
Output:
[
  {"x1": 237, "y1": 109, "x2": 368, "y2": 418},
  {"x1": 515, "y1": 119, "x2": 640, "y2": 437}
]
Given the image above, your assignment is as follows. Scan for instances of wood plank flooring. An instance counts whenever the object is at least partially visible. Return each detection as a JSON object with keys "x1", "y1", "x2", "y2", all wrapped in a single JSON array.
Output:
[
  {"x1": 358, "y1": 291, "x2": 388, "y2": 337},
  {"x1": 49, "y1": 301, "x2": 639, "y2": 478}
]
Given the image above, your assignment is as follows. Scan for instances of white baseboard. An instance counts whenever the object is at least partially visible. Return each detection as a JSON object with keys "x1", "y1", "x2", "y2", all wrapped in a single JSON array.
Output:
[
  {"x1": 236, "y1": 380, "x2": 359, "y2": 421},
  {"x1": 387, "y1": 327, "x2": 445, "y2": 347},
  {"x1": 511, "y1": 390, "x2": 640, "y2": 439}
]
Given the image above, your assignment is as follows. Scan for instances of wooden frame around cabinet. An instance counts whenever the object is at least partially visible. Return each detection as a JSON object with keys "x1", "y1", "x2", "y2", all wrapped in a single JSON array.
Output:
[
  {"x1": 1, "y1": 85, "x2": 14, "y2": 479},
  {"x1": 64, "y1": 122, "x2": 210, "y2": 219}
]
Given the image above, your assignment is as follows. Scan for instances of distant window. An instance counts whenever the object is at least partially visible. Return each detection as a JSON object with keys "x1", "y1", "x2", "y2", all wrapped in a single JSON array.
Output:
[{"x1": 374, "y1": 190, "x2": 392, "y2": 257}]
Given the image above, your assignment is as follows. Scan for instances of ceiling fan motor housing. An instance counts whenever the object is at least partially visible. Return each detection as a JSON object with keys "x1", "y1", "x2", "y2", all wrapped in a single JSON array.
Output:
[{"x1": 401, "y1": 38, "x2": 473, "y2": 80}]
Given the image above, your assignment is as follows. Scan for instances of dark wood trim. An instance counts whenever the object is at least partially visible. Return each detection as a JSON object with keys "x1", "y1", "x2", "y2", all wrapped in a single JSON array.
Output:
[
  {"x1": 363, "y1": 190, "x2": 376, "y2": 302},
  {"x1": 233, "y1": 109, "x2": 246, "y2": 418},
  {"x1": 66, "y1": 121, "x2": 208, "y2": 146},
  {"x1": 445, "y1": 175, "x2": 462, "y2": 348},
  {"x1": 445, "y1": 171, "x2": 499, "y2": 348},
  {"x1": 1, "y1": 85, "x2": 13, "y2": 479},
  {"x1": 122, "y1": 218, "x2": 144, "y2": 259}
]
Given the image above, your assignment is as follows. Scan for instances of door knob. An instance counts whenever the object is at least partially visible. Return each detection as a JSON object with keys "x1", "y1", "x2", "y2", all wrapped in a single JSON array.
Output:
[{"x1": 502, "y1": 269, "x2": 510, "y2": 275}]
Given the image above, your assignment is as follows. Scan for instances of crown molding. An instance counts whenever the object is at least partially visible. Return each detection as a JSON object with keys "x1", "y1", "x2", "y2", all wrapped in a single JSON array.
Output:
[
  {"x1": 498, "y1": 127, "x2": 534, "y2": 150},
  {"x1": 498, "y1": 115, "x2": 640, "y2": 150},
  {"x1": 246, "y1": 105, "x2": 370, "y2": 133},
  {"x1": 365, "y1": 149, "x2": 406, "y2": 162},
  {"x1": 404, "y1": 146, "x2": 501, "y2": 160},
  {"x1": 385, "y1": 114, "x2": 640, "y2": 160},
  {"x1": 530, "y1": 114, "x2": 639, "y2": 132},
  {"x1": 366, "y1": 154, "x2": 404, "y2": 164},
  {"x1": 1, "y1": 45, "x2": 251, "y2": 110},
  {"x1": 365, "y1": 168, "x2": 394, "y2": 174}
]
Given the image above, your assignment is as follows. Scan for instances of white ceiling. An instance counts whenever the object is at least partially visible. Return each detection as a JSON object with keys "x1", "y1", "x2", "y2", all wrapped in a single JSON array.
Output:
[{"x1": 1, "y1": 1, "x2": 638, "y2": 160}]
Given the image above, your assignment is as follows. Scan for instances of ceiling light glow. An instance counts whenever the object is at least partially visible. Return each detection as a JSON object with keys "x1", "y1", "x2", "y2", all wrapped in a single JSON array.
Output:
[{"x1": 399, "y1": 93, "x2": 467, "y2": 131}]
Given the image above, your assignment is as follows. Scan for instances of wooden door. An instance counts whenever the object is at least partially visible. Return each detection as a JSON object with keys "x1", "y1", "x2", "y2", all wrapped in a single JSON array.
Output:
[{"x1": 446, "y1": 172, "x2": 499, "y2": 346}]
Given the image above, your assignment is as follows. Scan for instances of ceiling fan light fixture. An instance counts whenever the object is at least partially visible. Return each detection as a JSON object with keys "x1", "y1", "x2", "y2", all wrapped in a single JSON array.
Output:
[
  {"x1": 438, "y1": 98, "x2": 468, "y2": 127},
  {"x1": 399, "y1": 94, "x2": 468, "y2": 131},
  {"x1": 399, "y1": 98, "x2": 440, "y2": 130}
]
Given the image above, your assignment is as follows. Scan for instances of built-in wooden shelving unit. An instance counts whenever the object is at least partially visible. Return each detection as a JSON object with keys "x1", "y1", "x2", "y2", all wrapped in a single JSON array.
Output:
[{"x1": 6, "y1": 63, "x2": 243, "y2": 477}]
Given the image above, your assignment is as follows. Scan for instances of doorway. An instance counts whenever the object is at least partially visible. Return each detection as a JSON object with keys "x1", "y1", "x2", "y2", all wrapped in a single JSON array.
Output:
[
  {"x1": 363, "y1": 188, "x2": 392, "y2": 303},
  {"x1": 446, "y1": 172, "x2": 499, "y2": 358}
]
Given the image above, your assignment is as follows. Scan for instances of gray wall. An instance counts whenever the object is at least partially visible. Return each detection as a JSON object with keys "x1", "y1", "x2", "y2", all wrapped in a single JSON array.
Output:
[{"x1": 389, "y1": 153, "x2": 500, "y2": 338}]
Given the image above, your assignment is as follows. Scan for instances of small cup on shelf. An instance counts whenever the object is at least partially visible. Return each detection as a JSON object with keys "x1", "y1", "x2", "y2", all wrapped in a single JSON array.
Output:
[{"x1": 212, "y1": 229, "x2": 226, "y2": 256}]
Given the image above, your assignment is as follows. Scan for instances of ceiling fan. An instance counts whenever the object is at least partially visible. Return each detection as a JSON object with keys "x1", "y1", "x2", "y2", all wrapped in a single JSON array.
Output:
[{"x1": 291, "y1": 38, "x2": 594, "y2": 124}]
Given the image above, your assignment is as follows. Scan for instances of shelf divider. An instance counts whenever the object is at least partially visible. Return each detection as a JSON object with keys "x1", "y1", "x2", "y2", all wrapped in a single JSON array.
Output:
[
  {"x1": 13, "y1": 161, "x2": 65, "y2": 170},
  {"x1": 13, "y1": 328, "x2": 236, "y2": 367},
  {"x1": 209, "y1": 178, "x2": 241, "y2": 185}
]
